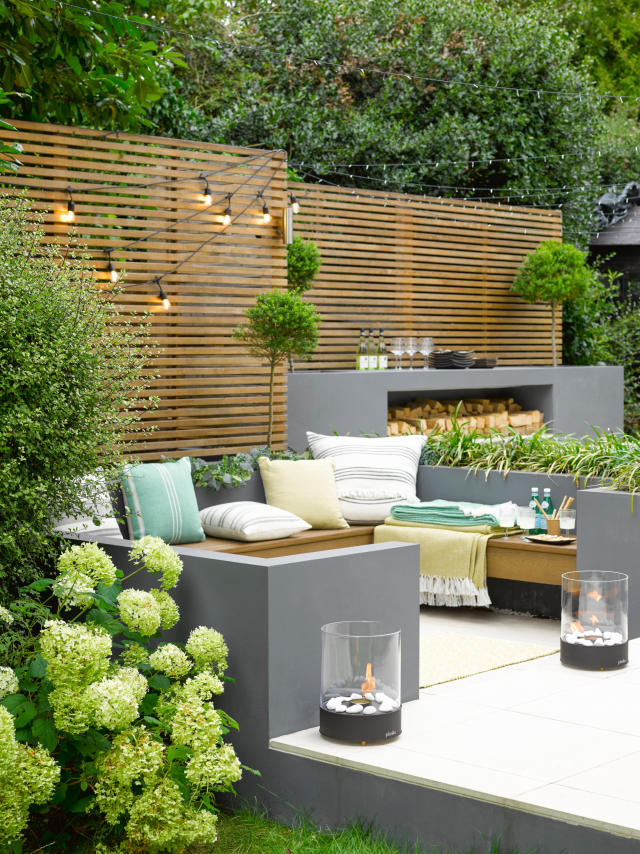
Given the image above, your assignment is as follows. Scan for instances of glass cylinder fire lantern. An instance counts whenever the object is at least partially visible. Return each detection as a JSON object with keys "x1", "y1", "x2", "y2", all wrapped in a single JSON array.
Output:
[
  {"x1": 320, "y1": 620, "x2": 401, "y2": 743},
  {"x1": 561, "y1": 571, "x2": 628, "y2": 670}
]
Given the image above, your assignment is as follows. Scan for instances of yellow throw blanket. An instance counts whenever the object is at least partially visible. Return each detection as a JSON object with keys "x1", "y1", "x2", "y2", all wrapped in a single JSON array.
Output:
[{"x1": 373, "y1": 517, "x2": 498, "y2": 607}]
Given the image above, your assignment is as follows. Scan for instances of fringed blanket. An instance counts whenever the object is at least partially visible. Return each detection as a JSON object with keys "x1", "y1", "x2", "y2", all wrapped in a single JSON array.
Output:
[{"x1": 373, "y1": 518, "x2": 496, "y2": 607}]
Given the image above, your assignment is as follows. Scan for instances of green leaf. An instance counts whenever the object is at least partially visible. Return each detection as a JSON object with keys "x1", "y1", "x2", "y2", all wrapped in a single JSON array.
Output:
[
  {"x1": 69, "y1": 795, "x2": 95, "y2": 813},
  {"x1": 14, "y1": 700, "x2": 37, "y2": 728},
  {"x1": 143, "y1": 715, "x2": 160, "y2": 725},
  {"x1": 32, "y1": 716, "x2": 57, "y2": 752},
  {"x1": 1, "y1": 694, "x2": 28, "y2": 713},
  {"x1": 148, "y1": 674, "x2": 170, "y2": 692},
  {"x1": 167, "y1": 744, "x2": 191, "y2": 762},
  {"x1": 30, "y1": 655, "x2": 47, "y2": 678},
  {"x1": 27, "y1": 578, "x2": 55, "y2": 592}
]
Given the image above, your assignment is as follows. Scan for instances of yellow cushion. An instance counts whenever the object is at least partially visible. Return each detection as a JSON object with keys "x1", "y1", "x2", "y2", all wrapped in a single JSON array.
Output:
[{"x1": 257, "y1": 457, "x2": 349, "y2": 530}]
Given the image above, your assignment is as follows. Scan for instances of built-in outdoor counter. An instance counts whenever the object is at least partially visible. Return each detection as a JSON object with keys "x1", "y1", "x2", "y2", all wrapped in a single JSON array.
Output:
[{"x1": 287, "y1": 366, "x2": 623, "y2": 451}]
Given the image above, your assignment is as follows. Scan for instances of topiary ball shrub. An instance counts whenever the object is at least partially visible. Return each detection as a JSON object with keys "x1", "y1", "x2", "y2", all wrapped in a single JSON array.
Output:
[{"x1": 287, "y1": 236, "x2": 321, "y2": 294}]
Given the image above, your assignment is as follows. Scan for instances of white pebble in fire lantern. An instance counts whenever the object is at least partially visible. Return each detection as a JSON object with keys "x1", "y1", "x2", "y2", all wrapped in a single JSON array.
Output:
[
  {"x1": 378, "y1": 700, "x2": 395, "y2": 713},
  {"x1": 346, "y1": 704, "x2": 364, "y2": 714},
  {"x1": 365, "y1": 692, "x2": 374, "y2": 701},
  {"x1": 349, "y1": 693, "x2": 363, "y2": 701},
  {"x1": 363, "y1": 706, "x2": 377, "y2": 715}
]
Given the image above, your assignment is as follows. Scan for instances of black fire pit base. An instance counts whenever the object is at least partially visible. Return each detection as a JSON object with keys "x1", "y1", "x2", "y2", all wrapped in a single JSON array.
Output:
[
  {"x1": 560, "y1": 639, "x2": 628, "y2": 671},
  {"x1": 319, "y1": 707, "x2": 401, "y2": 743}
]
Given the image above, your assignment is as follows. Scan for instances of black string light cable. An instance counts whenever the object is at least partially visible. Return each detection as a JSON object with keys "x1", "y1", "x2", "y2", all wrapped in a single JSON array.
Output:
[
  {"x1": 91, "y1": 153, "x2": 281, "y2": 281},
  {"x1": 49, "y1": 1, "x2": 640, "y2": 104}
]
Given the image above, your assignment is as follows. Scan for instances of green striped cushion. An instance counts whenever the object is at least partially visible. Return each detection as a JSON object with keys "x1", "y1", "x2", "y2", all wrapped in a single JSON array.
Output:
[{"x1": 120, "y1": 458, "x2": 205, "y2": 544}]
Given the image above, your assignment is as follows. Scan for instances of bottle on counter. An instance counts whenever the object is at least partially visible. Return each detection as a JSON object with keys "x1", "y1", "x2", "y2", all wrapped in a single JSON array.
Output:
[
  {"x1": 356, "y1": 329, "x2": 368, "y2": 370},
  {"x1": 530, "y1": 487, "x2": 543, "y2": 534},
  {"x1": 541, "y1": 488, "x2": 554, "y2": 533},
  {"x1": 367, "y1": 327, "x2": 377, "y2": 370},
  {"x1": 377, "y1": 329, "x2": 388, "y2": 370}
]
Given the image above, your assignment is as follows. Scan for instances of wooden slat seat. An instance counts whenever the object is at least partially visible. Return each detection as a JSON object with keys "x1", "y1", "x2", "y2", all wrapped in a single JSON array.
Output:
[{"x1": 181, "y1": 525, "x2": 576, "y2": 584}]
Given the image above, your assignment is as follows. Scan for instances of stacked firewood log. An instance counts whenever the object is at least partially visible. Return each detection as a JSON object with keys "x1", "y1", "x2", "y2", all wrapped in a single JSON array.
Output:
[{"x1": 387, "y1": 397, "x2": 543, "y2": 436}]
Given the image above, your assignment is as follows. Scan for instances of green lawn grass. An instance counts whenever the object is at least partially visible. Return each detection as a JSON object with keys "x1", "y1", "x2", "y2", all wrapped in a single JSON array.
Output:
[{"x1": 217, "y1": 810, "x2": 517, "y2": 854}]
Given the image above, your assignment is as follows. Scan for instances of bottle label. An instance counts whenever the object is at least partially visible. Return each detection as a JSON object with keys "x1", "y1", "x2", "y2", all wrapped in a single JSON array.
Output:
[
  {"x1": 378, "y1": 355, "x2": 388, "y2": 370},
  {"x1": 360, "y1": 356, "x2": 370, "y2": 369}
]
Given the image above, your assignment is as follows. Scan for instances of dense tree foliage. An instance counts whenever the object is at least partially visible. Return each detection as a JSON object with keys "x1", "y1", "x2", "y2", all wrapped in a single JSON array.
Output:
[{"x1": 0, "y1": 0, "x2": 183, "y2": 129}]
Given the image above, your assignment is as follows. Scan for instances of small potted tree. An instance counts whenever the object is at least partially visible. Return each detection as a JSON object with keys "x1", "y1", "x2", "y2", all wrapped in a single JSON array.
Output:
[
  {"x1": 287, "y1": 236, "x2": 321, "y2": 294},
  {"x1": 234, "y1": 289, "x2": 322, "y2": 446},
  {"x1": 511, "y1": 240, "x2": 596, "y2": 366}
]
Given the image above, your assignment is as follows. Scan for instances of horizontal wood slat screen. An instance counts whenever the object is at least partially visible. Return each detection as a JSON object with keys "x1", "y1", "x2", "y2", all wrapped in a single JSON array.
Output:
[
  {"x1": 4, "y1": 120, "x2": 288, "y2": 459},
  {"x1": 293, "y1": 183, "x2": 563, "y2": 369}
]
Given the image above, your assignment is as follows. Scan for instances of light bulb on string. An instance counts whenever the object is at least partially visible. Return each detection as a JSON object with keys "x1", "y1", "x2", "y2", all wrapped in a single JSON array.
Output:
[
  {"x1": 155, "y1": 277, "x2": 171, "y2": 311},
  {"x1": 200, "y1": 174, "x2": 212, "y2": 206},
  {"x1": 222, "y1": 194, "x2": 232, "y2": 226},
  {"x1": 289, "y1": 192, "x2": 300, "y2": 214},
  {"x1": 106, "y1": 252, "x2": 118, "y2": 284},
  {"x1": 63, "y1": 188, "x2": 75, "y2": 223},
  {"x1": 262, "y1": 201, "x2": 271, "y2": 224}
]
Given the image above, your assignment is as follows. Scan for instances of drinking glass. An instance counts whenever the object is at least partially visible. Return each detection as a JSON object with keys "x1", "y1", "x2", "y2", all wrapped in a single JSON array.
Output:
[
  {"x1": 403, "y1": 336, "x2": 417, "y2": 370},
  {"x1": 559, "y1": 509, "x2": 576, "y2": 535},
  {"x1": 390, "y1": 337, "x2": 404, "y2": 370},
  {"x1": 418, "y1": 336, "x2": 434, "y2": 369},
  {"x1": 498, "y1": 503, "x2": 517, "y2": 540},
  {"x1": 516, "y1": 505, "x2": 536, "y2": 538}
]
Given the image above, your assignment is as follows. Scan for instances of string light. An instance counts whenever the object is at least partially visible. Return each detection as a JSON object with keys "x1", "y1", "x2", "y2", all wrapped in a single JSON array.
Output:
[
  {"x1": 155, "y1": 278, "x2": 171, "y2": 311},
  {"x1": 222, "y1": 193, "x2": 232, "y2": 226},
  {"x1": 258, "y1": 190, "x2": 271, "y2": 223},
  {"x1": 289, "y1": 192, "x2": 300, "y2": 214},
  {"x1": 106, "y1": 250, "x2": 118, "y2": 284},
  {"x1": 200, "y1": 174, "x2": 212, "y2": 206},
  {"x1": 63, "y1": 187, "x2": 75, "y2": 223}
]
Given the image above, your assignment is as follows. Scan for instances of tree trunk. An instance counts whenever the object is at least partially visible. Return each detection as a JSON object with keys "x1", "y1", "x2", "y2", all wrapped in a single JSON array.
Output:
[
  {"x1": 551, "y1": 301, "x2": 557, "y2": 367},
  {"x1": 267, "y1": 360, "x2": 276, "y2": 447}
]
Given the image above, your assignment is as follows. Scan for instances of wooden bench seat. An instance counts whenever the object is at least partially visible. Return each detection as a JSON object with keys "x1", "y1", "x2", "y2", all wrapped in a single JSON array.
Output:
[{"x1": 182, "y1": 526, "x2": 576, "y2": 584}]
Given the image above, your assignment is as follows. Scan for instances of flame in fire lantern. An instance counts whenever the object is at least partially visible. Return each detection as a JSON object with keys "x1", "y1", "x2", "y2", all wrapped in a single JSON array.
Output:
[
  {"x1": 570, "y1": 620, "x2": 584, "y2": 634},
  {"x1": 587, "y1": 590, "x2": 603, "y2": 603},
  {"x1": 361, "y1": 662, "x2": 376, "y2": 692}
]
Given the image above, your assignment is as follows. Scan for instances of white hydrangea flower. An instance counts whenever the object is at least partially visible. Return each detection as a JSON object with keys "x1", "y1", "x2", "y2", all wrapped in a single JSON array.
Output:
[
  {"x1": 116, "y1": 667, "x2": 148, "y2": 704},
  {"x1": 120, "y1": 643, "x2": 149, "y2": 669},
  {"x1": 116, "y1": 589, "x2": 161, "y2": 636},
  {"x1": 40, "y1": 620, "x2": 112, "y2": 689},
  {"x1": 129, "y1": 536, "x2": 183, "y2": 590},
  {"x1": 171, "y1": 696, "x2": 222, "y2": 750},
  {"x1": 49, "y1": 687, "x2": 93, "y2": 734},
  {"x1": 125, "y1": 779, "x2": 218, "y2": 851},
  {"x1": 149, "y1": 644, "x2": 192, "y2": 679},
  {"x1": 181, "y1": 671, "x2": 224, "y2": 701},
  {"x1": 84, "y1": 677, "x2": 141, "y2": 731},
  {"x1": 52, "y1": 571, "x2": 95, "y2": 609},
  {"x1": 185, "y1": 743, "x2": 242, "y2": 791},
  {"x1": 185, "y1": 627, "x2": 228, "y2": 674},
  {"x1": 0, "y1": 667, "x2": 18, "y2": 700},
  {"x1": 0, "y1": 605, "x2": 14, "y2": 625},
  {"x1": 150, "y1": 589, "x2": 179, "y2": 630}
]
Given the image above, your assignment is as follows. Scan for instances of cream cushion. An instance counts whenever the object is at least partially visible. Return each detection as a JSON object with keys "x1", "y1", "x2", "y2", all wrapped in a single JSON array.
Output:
[{"x1": 258, "y1": 457, "x2": 349, "y2": 529}]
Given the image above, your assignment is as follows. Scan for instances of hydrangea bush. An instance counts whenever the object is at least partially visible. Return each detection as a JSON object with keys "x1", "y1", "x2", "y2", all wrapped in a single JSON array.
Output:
[{"x1": 0, "y1": 538, "x2": 243, "y2": 852}]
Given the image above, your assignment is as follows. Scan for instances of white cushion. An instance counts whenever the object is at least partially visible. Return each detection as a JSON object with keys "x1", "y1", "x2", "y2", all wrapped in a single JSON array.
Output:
[
  {"x1": 306, "y1": 432, "x2": 426, "y2": 524},
  {"x1": 199, "y1": 501, "x2": 311, "y2": 542}
]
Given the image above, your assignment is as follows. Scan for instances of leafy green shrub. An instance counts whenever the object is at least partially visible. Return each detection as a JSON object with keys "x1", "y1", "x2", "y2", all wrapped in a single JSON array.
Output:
[
  {"x1": 287, "y1": 236, "x2": 322, "y2": 294},
  {"x1": 511, "y1": 241, "x2": 597, "y2": 365},
  {"x1": 0, "y1": 539, "x2": 242, "y2": 852},
  {"x1": 191, "y1": 446, "x2": 311, "y2": 491},
  {"x1": 0, "y1": 196, "x2": 153, "y2": 606},
  {"x1": 234, "y1": 290, "x2": 322, "y2": 446}
]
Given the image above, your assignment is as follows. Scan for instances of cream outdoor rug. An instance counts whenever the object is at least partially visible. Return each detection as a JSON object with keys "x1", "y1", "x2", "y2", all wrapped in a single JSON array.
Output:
[{"x1": 419, "y1": 633, "x2": 559, "y2": 688}]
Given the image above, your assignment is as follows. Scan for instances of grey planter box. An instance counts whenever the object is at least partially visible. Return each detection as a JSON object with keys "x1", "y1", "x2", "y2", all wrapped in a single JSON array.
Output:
[
  {"x1": 417, "y1": 464, "x2": 595, "y2": 508},
  {"x1": 194, "y1": 472, "x2": 265, "y2": 510}
]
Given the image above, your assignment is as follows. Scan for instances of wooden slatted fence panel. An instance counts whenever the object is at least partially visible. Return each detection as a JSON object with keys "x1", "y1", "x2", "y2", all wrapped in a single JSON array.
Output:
[
  {"x1": 3, "y1": 120, "x2": 288, "y2": 459},
  {"x1": 293, "y1": 183, "x2": 563, "y2": 368}
]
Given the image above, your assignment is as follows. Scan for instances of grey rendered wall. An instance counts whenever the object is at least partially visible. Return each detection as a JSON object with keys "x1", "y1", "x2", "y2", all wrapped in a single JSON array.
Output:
[
  {"x1": 577, "y1": 487, "x2": 640, "y2": 639},
  {"x1": 194, "y1": 472, "x2": 265, "y2": 510},
  {"x1": 287, "y1": 366, "x2": 623, "y2": 451},
  {"x1": 80, "y1": 535, "x2": 419, "y2": 742}
]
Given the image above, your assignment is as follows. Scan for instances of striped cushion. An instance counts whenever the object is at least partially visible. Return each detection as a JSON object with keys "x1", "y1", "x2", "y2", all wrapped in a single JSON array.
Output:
[
  {"x1": 120, "y1": 457, "x2": 205, "y2": 544},
  {"x1": 306, "y1": 432, "x2": 426, "y2": 524},
  {"x1": 200, "y1": 501, "x2": 311, "y2": 542}
]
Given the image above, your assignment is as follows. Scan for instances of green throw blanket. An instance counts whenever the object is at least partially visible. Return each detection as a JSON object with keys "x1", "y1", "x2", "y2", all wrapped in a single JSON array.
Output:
[{"x1": 391, "y1": 498, "x2": 504, "y2": 527}]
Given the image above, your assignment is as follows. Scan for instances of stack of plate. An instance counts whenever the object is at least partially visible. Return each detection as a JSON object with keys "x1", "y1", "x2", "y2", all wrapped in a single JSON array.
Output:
[{"x1": 428, "y1": 349, "x2": 476, "y2": 369}]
